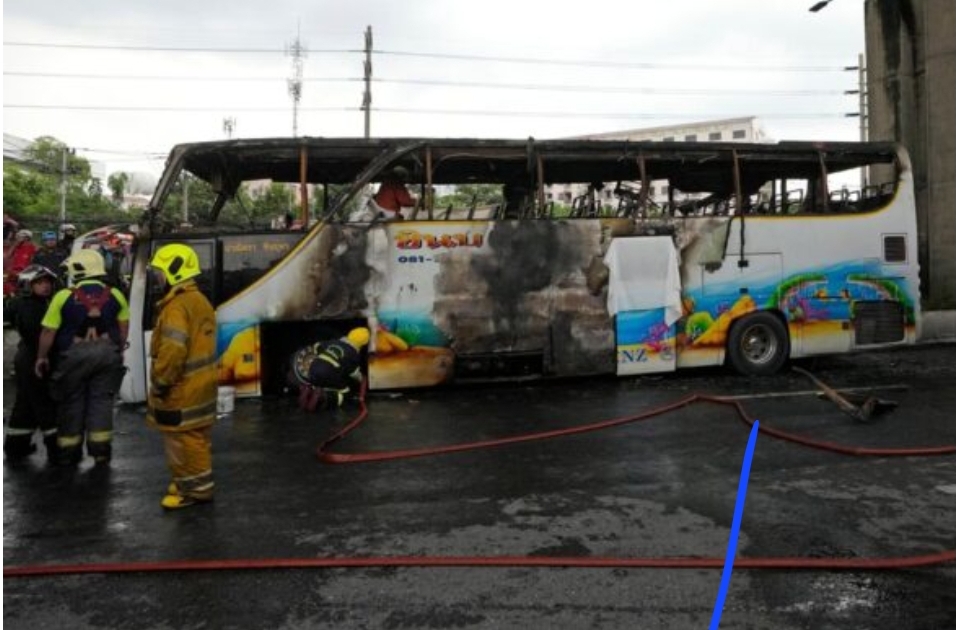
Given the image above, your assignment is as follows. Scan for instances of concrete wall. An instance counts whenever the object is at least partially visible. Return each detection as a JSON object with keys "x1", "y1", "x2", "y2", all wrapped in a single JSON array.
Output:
[{"x1": 865, "y1": 0, "x2": 956, "y2": 308}]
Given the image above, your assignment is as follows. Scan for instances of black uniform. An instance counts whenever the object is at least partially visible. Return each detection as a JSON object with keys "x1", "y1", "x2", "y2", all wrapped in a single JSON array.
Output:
[
  {"x1": 289, "y1": 338, "x2": 363, "y2": 409},
  {"x1": 4, "y1": 293, "x2": 57, "y2": 461}
]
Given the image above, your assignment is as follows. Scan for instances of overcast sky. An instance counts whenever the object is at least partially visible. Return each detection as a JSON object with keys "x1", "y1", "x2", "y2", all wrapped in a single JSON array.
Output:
[{"x1": 3, "y1": 0, "x2": 865, "y2": 178}]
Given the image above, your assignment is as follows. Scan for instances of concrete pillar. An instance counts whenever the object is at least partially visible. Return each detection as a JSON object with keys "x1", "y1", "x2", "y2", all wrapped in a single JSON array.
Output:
[{"x1": 865, "y1": 0, "x2": 956, "y2": 308}]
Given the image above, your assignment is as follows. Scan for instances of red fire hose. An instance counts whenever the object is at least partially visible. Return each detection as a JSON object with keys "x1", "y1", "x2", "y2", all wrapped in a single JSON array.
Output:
[
  {"x1": 5, "y1": 384, "x2": 954, "y2": 579},
  {"x1": 317, "y1": 391, "x2": 956, "y2": 464}
]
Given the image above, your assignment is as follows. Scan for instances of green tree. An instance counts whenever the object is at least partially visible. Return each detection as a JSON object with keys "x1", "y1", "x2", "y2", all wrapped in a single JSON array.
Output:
[
  {"x1": 108, "y1": 172, "x2": 130, "y2": 203},
  {"x1": 435, "y1": 183, "x2": 502, "y2": 209},
  {"x1": 2, "y1": 163, "x2": 58, "y2": 217},
  {"x1": 250, "y1": 183, "x2": 295, "y2": 222},
  {"x1": 24, "y1": 136, "x2": 91, "y2": 180},
  {"x1": 3, "y1": 135, "x2": 119, "y2": 230},
  {"x1": 159, "y1": 176, "x2": 277, "y2": 229}
]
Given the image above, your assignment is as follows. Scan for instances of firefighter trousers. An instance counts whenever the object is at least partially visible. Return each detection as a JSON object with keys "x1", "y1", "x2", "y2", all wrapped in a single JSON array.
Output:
[
  {"x1": 50, "y1": 338, "x2": 125, "y2": 465},
  {"x1": 162, "y1": 427, "x2": 214, "y2": 500},
  {"x1": 4, "y1": 347, "x2": 58, "y2": 461}
]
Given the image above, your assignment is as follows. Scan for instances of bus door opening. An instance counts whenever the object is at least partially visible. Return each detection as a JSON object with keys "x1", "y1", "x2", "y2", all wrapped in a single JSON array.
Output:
[
  {"x1": 258, "y1": 319, "x2": 367, "y2": 397},
  {"x1": 603, "y1": 236, "x2": 682, "y2": 376}
]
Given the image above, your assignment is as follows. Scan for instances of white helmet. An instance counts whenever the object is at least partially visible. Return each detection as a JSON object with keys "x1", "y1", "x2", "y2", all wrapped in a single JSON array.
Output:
[{"x1": 62, "y1": 248, "x2": 107, "y2": 282}]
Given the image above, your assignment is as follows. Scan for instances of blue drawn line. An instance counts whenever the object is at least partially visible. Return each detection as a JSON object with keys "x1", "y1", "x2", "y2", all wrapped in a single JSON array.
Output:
[{"x1": 709, "y1": 420, "x2": 760, "y2": 630}]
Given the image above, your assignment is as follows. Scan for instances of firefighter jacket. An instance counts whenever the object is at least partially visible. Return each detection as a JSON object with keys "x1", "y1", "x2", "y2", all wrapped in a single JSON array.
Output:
[
  {"x1": 292, "y1": 337, "x2": 362, "y2": 390},
  {"x1": 41, "y1": 280, "x2": 129, "y2": 355},
  {"x1": 147, "y1": 281, "x2": 218, "y2": 433},
  {"x1": 11, "y1": 294, "x2": 51, "y2": 358}
]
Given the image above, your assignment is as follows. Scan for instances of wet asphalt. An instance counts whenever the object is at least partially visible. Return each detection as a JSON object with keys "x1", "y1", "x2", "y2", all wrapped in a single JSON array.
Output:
[{"x1": 3, "y1": 329, "x2": 956, "y2": 630}]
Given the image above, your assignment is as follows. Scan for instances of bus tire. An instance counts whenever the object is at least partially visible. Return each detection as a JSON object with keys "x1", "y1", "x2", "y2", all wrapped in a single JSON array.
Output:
[{"x1": 726, "y1": 312, "x2": 789, "y2": 376}]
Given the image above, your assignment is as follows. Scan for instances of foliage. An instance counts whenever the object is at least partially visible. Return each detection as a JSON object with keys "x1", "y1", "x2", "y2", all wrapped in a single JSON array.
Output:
[
  {"x1": 3, "y1": 135, "x2": 130, "y2": 234},
  {"x1": 435, "y1": 184, "x2": 502, "y2": 209},
  {"x1": 158, "y1": 175, "x2": 290, "y2": 229},
  {"x1": 250, "y1": 182, "x2": 295, "y2": 221},
  {"x1": 107, "y1": 172, "x2": 130, "y2": 203}
]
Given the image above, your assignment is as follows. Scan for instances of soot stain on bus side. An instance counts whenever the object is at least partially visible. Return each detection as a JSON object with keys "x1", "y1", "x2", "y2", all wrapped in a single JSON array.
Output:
[
  {"x1": 433, "y1": 221, "x2": 613, "y2": 373},
  {"x1": 286, "y1": 225, "x2": 372, "y2": 319}
]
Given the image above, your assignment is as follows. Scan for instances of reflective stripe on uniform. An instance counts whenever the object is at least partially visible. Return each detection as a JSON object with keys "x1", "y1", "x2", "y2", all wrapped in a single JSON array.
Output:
[
  {"x1": 317, "y1": 354, "x2": 341, "y2": 369},
  {"x1": 180, "y1": 401, "x2": 218, "y2": 422},
  {"x1": 160, "y1": 328, "x2": 189, "y2": 344},
  {"x1": 183, "y1": 354, "x2": 217, "y2": 376},
  {"x1": 58, "y1": 434, "x2": 83, "y2": 447},
  {"x1": 5, "y1": 427, "x2": 34, "y2": 436},
  {"x1": 88, "y1": 430, "x2": 112, "y2": 443}
]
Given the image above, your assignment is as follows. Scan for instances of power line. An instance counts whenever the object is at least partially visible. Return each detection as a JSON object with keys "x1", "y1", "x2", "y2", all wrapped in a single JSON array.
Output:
[
  {"x1": 374, "y1": 107, "x2": 846, "y2": 120},
  {"x1": 3, "y1": 104, "x2": 356, "y2": 112},
  {"x1": 3, "y1": 41, "x2": 355, "y2": 54},
  {"x1": 3, "y1": 70, "x2": 848, "y2": 97},
  {"x1": 3, "y1": 71, "x2": 358, "y2": 83},
  {"x1": 374, "y1": 49, "x2": 850, "y2": 72},
  {"x1": 3, "y1": 102, "x2": 846, "y2": 120},
  {"x1": 377, "y1": 78, "x2": 846, "y2": 97},
  {"x1": 4, "y1": 40, "x2": 850, "y2": 72},
  {"x1": 72, "y1": 146, "x2": 168, "y2": 156}
]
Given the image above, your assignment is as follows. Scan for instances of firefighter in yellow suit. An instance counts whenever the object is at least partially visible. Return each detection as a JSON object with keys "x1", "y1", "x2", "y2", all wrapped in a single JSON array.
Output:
[{"x1": 147, "y1": 244, "x2": 218, "y2": 510}]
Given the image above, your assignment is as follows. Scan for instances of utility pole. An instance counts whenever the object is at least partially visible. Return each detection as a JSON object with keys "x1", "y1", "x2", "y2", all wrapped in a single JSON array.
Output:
[
  {"x1": 286, "y1": 24, "x2": 307, "y2": 137},
  {"x1": 857, "y1": 52, "x2": 867, "y2": 145},
  {"x1": 182, "y1": 172, "x2": 189, "y2": 224},
  {"x1": 362, "y1": 25, "x2": 372, "y2": 139},
  {"x1": 844, "y1": 52, "x2": 868, "y2": 188},
  {"x1": 59, "y1": 146, "x2": 74, "y2": 223}
]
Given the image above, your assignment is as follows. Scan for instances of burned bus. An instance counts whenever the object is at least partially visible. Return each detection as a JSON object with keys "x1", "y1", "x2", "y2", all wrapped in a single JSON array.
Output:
[{"x1": 118, "y1": 137, "x2": 920, "y2": 402}]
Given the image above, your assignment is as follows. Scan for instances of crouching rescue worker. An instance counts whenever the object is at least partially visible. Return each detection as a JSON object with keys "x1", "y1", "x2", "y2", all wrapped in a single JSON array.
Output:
[
  {"x1": 288, "y1": 327, "x2": 369, "y2": 411},
  {"x1": 147, "y1": 244, "x2": 218, "y2": 510},
  {"x1": 36, "y1": 250, "x2": 128, "y2": 466},
  {"x1": 4, "y1": 265, "x2": 59, "y2": 463}
]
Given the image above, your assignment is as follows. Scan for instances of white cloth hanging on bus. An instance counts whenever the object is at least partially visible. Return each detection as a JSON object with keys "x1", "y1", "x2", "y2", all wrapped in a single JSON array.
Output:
[{"x1": 603, "y1": 236, "x2": 682, "y2": 326}]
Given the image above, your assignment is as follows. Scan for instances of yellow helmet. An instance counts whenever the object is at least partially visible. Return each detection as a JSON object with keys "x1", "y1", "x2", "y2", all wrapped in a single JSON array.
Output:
[
  {"x1": 346, "y1": 327, "x2": 370, "y2": 349},
  {"x1": 63, "y1": 249, "x2": 106, "y2": 282},
  {"x1": 151, "y1": 243, "x2": 201, "y2": 286}
]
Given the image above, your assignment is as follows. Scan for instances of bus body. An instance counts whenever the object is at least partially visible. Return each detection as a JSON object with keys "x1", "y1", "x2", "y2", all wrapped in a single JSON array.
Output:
[{"x1": 119, "y1": 138, "x2": 919, "y2": 403}]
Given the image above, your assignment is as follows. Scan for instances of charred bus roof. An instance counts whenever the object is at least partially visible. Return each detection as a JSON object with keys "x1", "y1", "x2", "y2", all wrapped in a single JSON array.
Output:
[
  {"x1": 158, "y1": 137, "x2": 900, "y2": 188},
  {"x1": 146, "y1": 137, "x2": 902, "y2": 225}
]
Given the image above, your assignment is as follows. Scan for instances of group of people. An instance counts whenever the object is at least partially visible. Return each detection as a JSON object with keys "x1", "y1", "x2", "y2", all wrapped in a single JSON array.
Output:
[
  {"x1": 6, "y1": 237, "x2": 371, "y2": 511},
  {"x1": 5, "y1": 247, "x2": 128, "y2": 470},
  {"x1": 3, "y1": 223, "x2": 77, "y2": 300},
  {"x1": 4, "y1": 242, "x2": 220, "y2": 511}
]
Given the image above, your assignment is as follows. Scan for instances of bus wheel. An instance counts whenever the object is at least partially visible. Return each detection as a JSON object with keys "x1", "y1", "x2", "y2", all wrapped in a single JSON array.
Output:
[{"x1": 727, "y1": 312, "x2": 789, "y2": 376}]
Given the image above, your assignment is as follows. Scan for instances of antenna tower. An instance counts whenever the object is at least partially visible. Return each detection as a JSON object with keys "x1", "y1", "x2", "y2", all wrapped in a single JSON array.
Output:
[{"x1": 286, "y1": 24, "x2": 307, "y2": 137}]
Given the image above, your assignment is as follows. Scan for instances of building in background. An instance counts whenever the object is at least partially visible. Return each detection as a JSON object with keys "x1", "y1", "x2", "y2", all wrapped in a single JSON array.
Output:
[{"x1": 3, "y1": 133, "x2": 32, "y2": 164}]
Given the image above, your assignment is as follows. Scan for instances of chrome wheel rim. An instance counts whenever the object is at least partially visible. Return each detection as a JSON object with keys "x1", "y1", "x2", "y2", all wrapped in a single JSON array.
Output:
[{"x1": 740, "y1": 324, "x2": 778, "y2": 366}]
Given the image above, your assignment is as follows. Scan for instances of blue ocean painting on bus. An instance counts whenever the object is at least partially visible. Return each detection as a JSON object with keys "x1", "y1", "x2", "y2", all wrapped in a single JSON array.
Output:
[
  {"x1": 376, "y1": 310, "x2": 449, "y2": 348},
  {"x1": 678, "y1": 259, "x2": 917, "y2": 352},
  {"x1": 616, "y1": 308, "x2": 676, "y2": 370}
]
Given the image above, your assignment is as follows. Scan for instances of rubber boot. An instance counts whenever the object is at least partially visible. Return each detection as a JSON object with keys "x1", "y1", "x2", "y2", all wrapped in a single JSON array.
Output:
[
  {"x1": 43, "y1": 434, "x2": 60, "y2": 465},
  {"x1": 161, "y1": 493, "x2": 212, "y2": 510},
  {"x1": 55, "y1": 445, "x2": 83, "y2": 467},
  {"x1": 4, "y1": 437, "x2": 36, "y2": 462}
]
